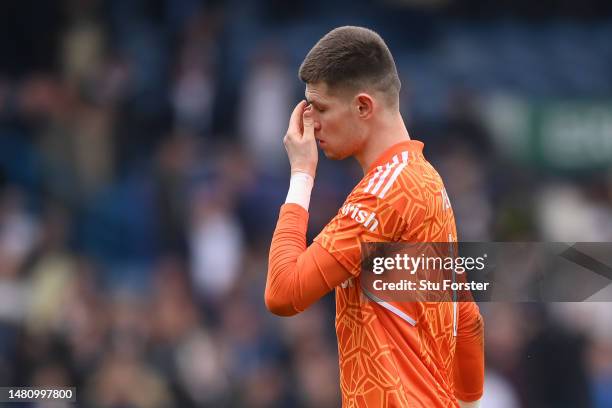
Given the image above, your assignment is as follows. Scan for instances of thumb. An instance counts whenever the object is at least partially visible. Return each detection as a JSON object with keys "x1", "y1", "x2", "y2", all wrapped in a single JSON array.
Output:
[{"x1": 302, "y1": 109, "x2": 314, "y2": 140}]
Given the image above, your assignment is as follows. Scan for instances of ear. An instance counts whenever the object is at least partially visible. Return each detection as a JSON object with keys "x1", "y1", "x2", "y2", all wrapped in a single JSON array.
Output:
[{"x1": 355, "y1": 93, "x2": 374, "y2": 119}]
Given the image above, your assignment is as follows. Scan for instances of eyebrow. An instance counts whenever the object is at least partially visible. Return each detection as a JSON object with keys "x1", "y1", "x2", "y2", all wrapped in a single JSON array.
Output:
[{"x1": 306, "y1": 97, "x2": 325, "y2": 108}]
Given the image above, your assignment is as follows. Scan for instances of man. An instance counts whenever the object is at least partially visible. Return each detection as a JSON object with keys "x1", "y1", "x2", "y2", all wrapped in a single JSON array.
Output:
[{"x1": 265, "y1": 26, "x2": 484, "y2": 407}]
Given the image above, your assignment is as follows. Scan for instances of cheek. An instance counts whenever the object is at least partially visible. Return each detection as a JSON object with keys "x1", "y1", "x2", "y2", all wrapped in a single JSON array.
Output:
[{"x1": 320, "y1": 113, "x2": 342, "y2": 133}]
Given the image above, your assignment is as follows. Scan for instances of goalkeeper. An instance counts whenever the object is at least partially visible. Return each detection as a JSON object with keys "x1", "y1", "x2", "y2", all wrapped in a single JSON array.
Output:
[{"x1": 265, "y1": 26, "x2": 484, "y2": 408}]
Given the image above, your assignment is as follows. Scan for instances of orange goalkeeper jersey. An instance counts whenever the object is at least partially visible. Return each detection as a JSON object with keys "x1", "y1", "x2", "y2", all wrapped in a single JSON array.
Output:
[
  {"x1": 313, "y1": 140, "x2": 483, "y2": 407},
  {"x1": 266, "y1": 139, "x2": 484, "y2": 407}
]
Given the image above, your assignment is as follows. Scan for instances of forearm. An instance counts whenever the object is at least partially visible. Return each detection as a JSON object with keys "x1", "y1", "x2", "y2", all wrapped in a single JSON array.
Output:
[
  {"x1": 265, "y1": 171, "x2": 314, "y2": 315},
  {"x1": 266, "y1": 203, "x2": 309, "y2": 316},
  {"x1": 265, "y1": 202, "x2": 351, "y2": 316},
  {"x1": 266, "y1": 202, "x2": 351, "y2": 315}
]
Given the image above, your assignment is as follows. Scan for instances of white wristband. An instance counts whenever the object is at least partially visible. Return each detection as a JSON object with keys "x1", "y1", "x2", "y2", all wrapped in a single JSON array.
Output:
[{"x1": 285, "y1": 172, "x2": 314, "y2": 211}]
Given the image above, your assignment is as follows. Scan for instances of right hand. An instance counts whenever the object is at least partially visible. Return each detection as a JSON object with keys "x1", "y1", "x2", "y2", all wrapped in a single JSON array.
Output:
[{"x1": 283, "y1": 100, "x2": 318, "y2": 178}]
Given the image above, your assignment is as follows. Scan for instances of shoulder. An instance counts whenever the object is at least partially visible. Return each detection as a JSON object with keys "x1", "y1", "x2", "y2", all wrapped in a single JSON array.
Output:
[{"x1": 355, "y1": 150, "x2": 434, "y2": 204}]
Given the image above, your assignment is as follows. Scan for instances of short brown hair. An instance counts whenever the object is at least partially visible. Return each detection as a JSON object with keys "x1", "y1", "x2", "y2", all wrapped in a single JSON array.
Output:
[{"x1": 299, "y1": 26, "x2": 401, "y2": 106}]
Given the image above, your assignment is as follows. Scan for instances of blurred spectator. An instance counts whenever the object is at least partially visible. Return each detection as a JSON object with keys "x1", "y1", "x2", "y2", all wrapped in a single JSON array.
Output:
[
  {"x1": 238, "y1": 45, "x2": 294, "y2": 170},
  {"x1": 189, "y1": 183, "x2": 244, "y2": 303},
  {"x1": 0, "y1": 187, "x2": 39, "y2": 280}
]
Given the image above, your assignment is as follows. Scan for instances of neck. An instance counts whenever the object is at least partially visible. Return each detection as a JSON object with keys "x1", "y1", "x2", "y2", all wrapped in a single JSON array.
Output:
[{"x1": 355, "y1": 110, "x2": 411, "y2": 174}]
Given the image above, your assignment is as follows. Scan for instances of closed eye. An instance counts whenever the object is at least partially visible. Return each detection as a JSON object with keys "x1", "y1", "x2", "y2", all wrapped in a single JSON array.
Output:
[{"x1": 306, "y1": 98, "x2": 326, "y2": 113}]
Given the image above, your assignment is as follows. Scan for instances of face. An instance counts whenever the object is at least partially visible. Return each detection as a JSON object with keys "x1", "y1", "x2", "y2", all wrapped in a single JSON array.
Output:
[{"x1": 305, "y1": 82, "x2": 366, "y2": 160}]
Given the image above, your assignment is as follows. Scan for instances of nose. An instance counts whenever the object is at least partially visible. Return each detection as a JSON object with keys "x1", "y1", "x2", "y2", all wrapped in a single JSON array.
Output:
[{"x1": 314, "y1": 121, "x2": 321, "y2": 131}]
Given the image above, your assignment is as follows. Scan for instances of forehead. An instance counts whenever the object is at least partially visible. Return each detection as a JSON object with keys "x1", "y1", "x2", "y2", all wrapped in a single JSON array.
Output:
[
  {"x1": 306, "y1": 82, "x2": 355, "y2": 106},
  {"x1": 305, "y1": 82, "x2": 332, "y2": 103}
]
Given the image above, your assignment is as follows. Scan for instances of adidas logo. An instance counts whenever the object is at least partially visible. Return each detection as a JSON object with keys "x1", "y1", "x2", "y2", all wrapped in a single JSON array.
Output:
[{"x1": 340, "y1": 203, "x2": 379, "y2": 232}]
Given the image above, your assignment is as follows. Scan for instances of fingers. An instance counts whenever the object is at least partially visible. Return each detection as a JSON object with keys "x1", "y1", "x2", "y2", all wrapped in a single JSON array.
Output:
[
  {"x1": 283, "y1": 100, "x2": 318, "y2": 178},
  {"x1": 287, "y1": 100, "x2": 308, "y2": 136},
  {"x1": 302, "y1": 106, "x2": 314, "y2": 141}
]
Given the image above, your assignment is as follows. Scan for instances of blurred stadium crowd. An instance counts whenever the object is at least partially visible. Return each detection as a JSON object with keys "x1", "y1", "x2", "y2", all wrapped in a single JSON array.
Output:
[{"x1": 1, "y1": 0, "x2": 612, "y2": 407}]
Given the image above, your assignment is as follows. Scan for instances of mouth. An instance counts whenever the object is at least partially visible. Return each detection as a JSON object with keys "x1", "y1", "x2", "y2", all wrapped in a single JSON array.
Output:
[{"x1": 317, "y1": 139, "x2": 326, "y2": 146}]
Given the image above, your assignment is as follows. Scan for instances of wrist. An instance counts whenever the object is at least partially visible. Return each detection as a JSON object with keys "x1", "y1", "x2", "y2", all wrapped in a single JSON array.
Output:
[
  {"x1": 290, "y1": 166, "x2": 316, "y2": 179},
  {"x1": 285, "y1": 172, "x2": 314, "y2": 211}
]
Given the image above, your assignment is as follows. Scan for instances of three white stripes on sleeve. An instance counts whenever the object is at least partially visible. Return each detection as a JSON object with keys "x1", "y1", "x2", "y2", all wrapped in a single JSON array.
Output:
[{"x1": 364, "y1": 152, "x2": 409, "y2": 198}]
